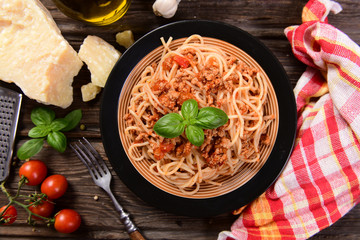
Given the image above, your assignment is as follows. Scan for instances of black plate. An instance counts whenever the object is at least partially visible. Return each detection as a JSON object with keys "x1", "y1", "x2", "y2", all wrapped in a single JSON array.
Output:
[{"x1": 100, "y1": 20, "x2": 297, "y2": 217}]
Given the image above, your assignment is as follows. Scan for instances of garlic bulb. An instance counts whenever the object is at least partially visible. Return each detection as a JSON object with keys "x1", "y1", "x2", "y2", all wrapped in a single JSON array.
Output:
[{"x1": 153, "y1": 0, "x2": 181, "y2": 18}]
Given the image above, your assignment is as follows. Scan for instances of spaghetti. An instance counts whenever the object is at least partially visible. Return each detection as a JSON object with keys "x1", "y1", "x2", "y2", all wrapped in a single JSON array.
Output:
[{"x1": 124, "y1": 35, "x2": 275, "y2": 195}]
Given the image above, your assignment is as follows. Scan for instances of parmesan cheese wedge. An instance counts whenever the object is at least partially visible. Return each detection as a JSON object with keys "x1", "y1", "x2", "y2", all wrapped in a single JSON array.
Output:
[
  {"x1": 78, "y1": 35, "x2": 121, "y2": 88},
  {"x1": 0, "y1": 0, "x2": 83, "y2": 108},
  {"x1": 116, "y1": 30, "x2": 135, "y2": 49},
  {"x1": 81, "y1": 82, "x2": 101, "y2": 102}
]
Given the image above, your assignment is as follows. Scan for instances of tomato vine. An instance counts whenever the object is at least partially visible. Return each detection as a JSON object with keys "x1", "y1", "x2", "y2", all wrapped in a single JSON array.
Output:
[{"x1": 0, "y1": 161, "x2": 81, "y2": 233}]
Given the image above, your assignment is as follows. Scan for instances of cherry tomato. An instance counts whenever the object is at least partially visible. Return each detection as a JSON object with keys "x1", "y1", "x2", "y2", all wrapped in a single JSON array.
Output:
[
  {"x1": 29, "y1": 198, "x2": 55, "y2": 220},
  {"x1": 41, "y1": 174, "x2": 68, "y2": 199},
  {"x1": 54, "y1": 209, "x2": 81, "y2": 233},
  {"x1": 19, "y1": 160, "x2": 48, "y2": 186},
  {"x1": 0, "y1": 205, "x2": 17, "y2": 225}
]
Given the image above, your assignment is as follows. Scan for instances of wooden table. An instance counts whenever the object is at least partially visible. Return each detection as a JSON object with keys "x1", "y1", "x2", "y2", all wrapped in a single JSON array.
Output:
[{"x1": 1, "y1": 0, "x2": 360, "y2": 239}]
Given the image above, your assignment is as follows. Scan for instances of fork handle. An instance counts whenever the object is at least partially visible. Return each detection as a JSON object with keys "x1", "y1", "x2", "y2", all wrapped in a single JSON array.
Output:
[
  {"x1": 130, "y1": 230, "x2": 146, "y2": 240},
  {"x1": 106, "y1": 189, "x2": 146, "y2": 239}
]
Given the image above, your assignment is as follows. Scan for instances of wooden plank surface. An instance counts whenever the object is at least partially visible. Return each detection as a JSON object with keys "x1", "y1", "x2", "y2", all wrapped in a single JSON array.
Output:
[{"x1": 1, "y1": 0, "x2": 360, "y2": 239}]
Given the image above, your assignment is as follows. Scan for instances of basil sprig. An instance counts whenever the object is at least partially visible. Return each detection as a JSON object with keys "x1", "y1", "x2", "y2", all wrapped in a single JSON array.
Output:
[
  {"x1": 17, "y1": 107, "x2": 82, "y2": 160},
  {"x1": 153, "y1": 99, "x2": 228, "y2": 146}
]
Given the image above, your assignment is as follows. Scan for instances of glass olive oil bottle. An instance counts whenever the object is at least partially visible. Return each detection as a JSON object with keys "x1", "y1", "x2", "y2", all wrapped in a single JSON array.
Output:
[{"x1": 52, "y1": 0, "x2": 131, "y2": 26}]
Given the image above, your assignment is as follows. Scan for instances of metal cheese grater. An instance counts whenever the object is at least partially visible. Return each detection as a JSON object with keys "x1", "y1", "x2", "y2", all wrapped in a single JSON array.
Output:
[{"x1": 0, "y1": 86, "x2": 22, "y2": 182}]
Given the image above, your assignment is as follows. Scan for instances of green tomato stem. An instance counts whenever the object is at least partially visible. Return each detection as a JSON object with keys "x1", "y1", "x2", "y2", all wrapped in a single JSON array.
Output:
[
  {"x1": 14, "y1": 176, "x2": 27, "y2": 199},
  {"x1": 0, "y1": 181, "x2": 11, "y2": 199},
  {"x1": 0, "y1": 181, "x2": 16, "y2": 218}
]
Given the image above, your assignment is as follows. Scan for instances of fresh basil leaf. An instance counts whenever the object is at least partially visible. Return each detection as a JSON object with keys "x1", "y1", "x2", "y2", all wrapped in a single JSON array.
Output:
[
  {"x1": 31, "y1": 107, "x2": 55, "y2": 126},
  {"x1": 47, "y1": 132, "x2": 67, "y2": 153},
  {"x1": 28, "y1": 126, "x2": 51, "y2": 138},
  {"x1": 61, "y1": 109, "x2": 82, "y2": 132},
  {"x1": 153, "y1": 113, "x2": 185, "y2": 138},
  {"x1": 181, "y1": 99, "x2": 198, "y2": 120},
  {"x1": 17, "y1": 138, "x2": 45, "y2": 160},
  {"x1": 50, "y1": 118, "x2": 69, "y2": 132},
  {"x1": 194, "y1": 107, "x2": 228, "y2": 129},
  {"x1": 185, "y1": 125, "x2": 204, "y2": 146}
]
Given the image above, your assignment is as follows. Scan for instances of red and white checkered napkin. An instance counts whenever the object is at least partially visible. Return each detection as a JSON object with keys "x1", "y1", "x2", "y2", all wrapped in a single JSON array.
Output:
[{"x1": 218, "y1": 0, "x2": 360, "y2": 239}]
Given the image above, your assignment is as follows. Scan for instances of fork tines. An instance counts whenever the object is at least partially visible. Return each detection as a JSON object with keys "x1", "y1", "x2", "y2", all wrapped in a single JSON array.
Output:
[{"x1": 70, "y1": 137, "x2": 109, "y2": 180}]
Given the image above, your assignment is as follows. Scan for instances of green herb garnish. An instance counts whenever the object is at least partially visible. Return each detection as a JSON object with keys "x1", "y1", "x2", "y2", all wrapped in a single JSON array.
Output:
[
  {"x1": 17, "y1": 107, "x2": 82, "y2": 160},
  {"x1": 153, "y1": 99, "x2": 228, "y2": 146}
]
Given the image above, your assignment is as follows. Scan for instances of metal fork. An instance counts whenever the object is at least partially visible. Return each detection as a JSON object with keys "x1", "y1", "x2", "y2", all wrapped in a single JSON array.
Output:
[{"x1": 70, "y1": 137, "x2": 145, "y2": 240}]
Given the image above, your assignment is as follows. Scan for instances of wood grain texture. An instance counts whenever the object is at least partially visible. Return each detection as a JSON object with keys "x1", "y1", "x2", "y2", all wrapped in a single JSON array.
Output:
[{"x1": 0, "y1": 0, "x2": 359, "y2": 239}]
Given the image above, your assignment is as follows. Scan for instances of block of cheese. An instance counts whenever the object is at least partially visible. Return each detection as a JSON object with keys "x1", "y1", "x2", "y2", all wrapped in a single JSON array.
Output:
[
  {"x1": 78, "y1": 35, "x2": 121, "y2": 88},
  {"x1": 116, "y1": 30, "x2": 135, "y2": 49},
  {"x1": 0, "y1": 0, "x2": 83, "y2": 108},
  {"x1": 81, "y1": 82, "x2": 101, "y2": 102}
]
